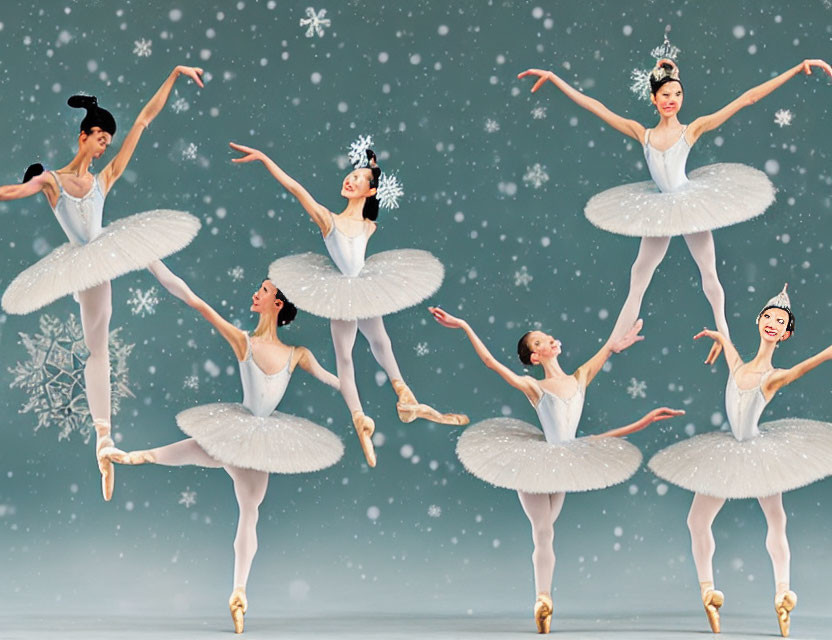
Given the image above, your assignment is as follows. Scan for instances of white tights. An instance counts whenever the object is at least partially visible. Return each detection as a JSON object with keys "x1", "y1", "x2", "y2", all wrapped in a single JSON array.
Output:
[
  {"x1": 330, "y1": 316, "x2": 403, "y2": 412},
  {"x1": 687, "y1": 492, "x2": 790, "y2": 589},
  {"x1": 517, "y1": 491, "x2": 566, "y2": 595},
  {"x1": 146, "y1": 437, "x2": 269, "y2": 591},
  {"x1": 610, "y1": 231, "x2": 730, "y2": 341}
]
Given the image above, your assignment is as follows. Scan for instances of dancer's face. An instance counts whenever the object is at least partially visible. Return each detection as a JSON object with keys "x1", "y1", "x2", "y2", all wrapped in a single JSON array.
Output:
[
  {"x1": 251, "y1": 280, "x2": 283, "y2": 316},
  {"x1": 756, "y1": 308, "x2": 792, "y2": 344},
  {"x1": 651, "y1": 81, "x2": 683, "y2": 117},
  {"x1": 341, "y1": 168, "x2": 377, "y2": 200},
  {"x1": 78, "y1": 127, "x2": 113, "y2": 159},
  {"x1": 525, "y1": 331, "x2": 562, "y2": 364}
]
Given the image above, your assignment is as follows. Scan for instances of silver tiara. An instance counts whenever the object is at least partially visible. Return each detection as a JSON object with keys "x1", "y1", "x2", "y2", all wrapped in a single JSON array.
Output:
[
  {"x1": 630, "y1": 35, "x2": 681, "y2": 102},
  {"x1": 762, "y1": 283, "x2": 791, "y2": 312}
]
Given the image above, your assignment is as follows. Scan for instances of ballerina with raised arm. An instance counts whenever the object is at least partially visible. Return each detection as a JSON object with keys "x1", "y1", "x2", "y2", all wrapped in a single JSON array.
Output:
[
  {"x1": 429, "y1": 306, "x2": 682, "y2": 633},
  {"x1": 519, "y1": 49, "x2": 831, "y2": 365},
  {"x1": 102, "y1": 279, "x2": 343, "y2": 634},
  {"x1": 0, "y1": 66, "x2": 206, "y2": 500},
  {"x1": 230, "y1": 138, "x2": 468, "y2": 468},
  {"x1": 648, "y1": 285, "x2": 832, "y2": 637}
]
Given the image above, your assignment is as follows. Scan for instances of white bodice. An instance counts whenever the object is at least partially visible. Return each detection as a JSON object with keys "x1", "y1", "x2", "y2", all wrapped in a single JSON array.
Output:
[
  {"x1": 643, "y1": 127, "x2": 691, "y2": 193},
  {"x1": 724, "y1": 368, "x2": 773, "y2": 442},
  {"x1": 50, "y1": 171, "x2": 105, "y2": 245},
  {"x1": 239, "y1": 335, "x2": 294, "y2": 417},
  {"x1": 322, "y1": 212, "x2": 370, "y2": 277},
  {"x1": 534, "y1": 381, "x2": 585, "y2": 444}
]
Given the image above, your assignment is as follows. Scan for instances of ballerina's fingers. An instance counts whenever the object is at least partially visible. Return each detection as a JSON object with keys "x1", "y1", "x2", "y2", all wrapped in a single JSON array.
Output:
[
  {"x1": 517, "y1": 69, "x2": 552, "y2": 92},
  {"x1": 179, "y1": 66, "x2": 205, "y2": 87},
  {"x1": 652, "y1": 407, "x2": 686, "y2": 421}
]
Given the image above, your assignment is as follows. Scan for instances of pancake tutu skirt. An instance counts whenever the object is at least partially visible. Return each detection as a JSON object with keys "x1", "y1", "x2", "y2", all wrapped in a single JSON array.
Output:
[
  {"x1": 177, "y1": 403, "x2": 344, "y2": 474},
  {"x1": 2, "y1": 209, "x2": 201, "y2": 314},
  {"x1": 269, "y1": 249, "x2": 444, "y2": 321},
  {"x1": 648, "y1": 418, "x2": 832, "y2": 499},
  {"x1": 584, "y1": 163, "x2": 775, "y2": 238},
  {"x1": 456, "y1": 418, "x2": 643, "y2": 494}
]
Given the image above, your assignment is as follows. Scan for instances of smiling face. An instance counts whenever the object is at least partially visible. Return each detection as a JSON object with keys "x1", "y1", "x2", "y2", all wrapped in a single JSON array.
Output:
[
  {"x1": 341, "y1": 167, "x2": 377, "y2": 200},
  {"x1": 756, "y1": 307, "x2": 792, "y2": 345},
  {"x1": 651, "y1": 80, "x2": 684, "y2": 117},
  {"x1": 78, "y1": 126, "x2": 112, "y2": 159},
  {"x1": 250, "y1": 280, "x2": 283, "y2": 317},
  {"x1": 520, "y1": 330, "x2": 562, "y2": 366}
]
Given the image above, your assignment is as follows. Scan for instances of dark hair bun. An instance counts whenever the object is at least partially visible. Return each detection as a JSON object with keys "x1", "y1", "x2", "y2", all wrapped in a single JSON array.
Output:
[
  {"x1": 277, "y1": 300, "x2": 298, "y2": 326},
  {"x1": 67, "y1": 95, "x2": 99, "y2": 109},
  {"x1": 517, "y1": 332, "x2": 534, "y2": 366},
  {"x1": 22, "y1": 163, "x2": 45, "y2": 183}
]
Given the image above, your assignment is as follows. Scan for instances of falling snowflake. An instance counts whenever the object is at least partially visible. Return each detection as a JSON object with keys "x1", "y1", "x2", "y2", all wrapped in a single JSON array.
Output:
[
  {"x1": 629, "y1": 68, "x2": 652, "y2": 101},
  {"x1": 523, "y1": 163, "x2": 549, "y2": 189},
  {"x1": 626, "y1": 377, "x2": 648, "y2": 399},
  {"x1": 8, "y1": 314, "x2": 134, "y2": 443},
  {"x1": 182, "y1": 143, "x2": 198, "y2": 160},
  {"x1": 514, "y1": 266, "x2": 533, "y2": 289},
  {"x1": 171, "y1": 97, "x2": 190, "y2": 114},
  {"x1": 299, "y1": 7, "x2": 331, "y2": 38},
  {"x1": 126, "y1": 286, "x2": 159, "y2": 318},
  {"x1": 133, "y1": 38, "x2": 152, "y2": 57},
  {"x1": 228, "y1": 265, "x2": 245, "y2": 282},
  {"x1": 484, "y1": 118, "x2": 500, "y2": 133},
  {"x1": 650, "y1": 35, "x2": 680, "y2": 62},
  {"x1": 179, "y1": 488, "x2": 197, "y2": 508},
  {"x1": 183, "y1": 375, "x2": 199, "y2": 391},
  {"x1": 530, "y1": 106, "x2": 547, "y2": 120},
  {"x1": 348, "y1": 134, "x2": 373, "y2": 167},
  {"x1": 427, "y1": 504, "x2": 442, "y2": 518},
  {"x1": 773, "y1": 109, "x2": 793, "y2": 127},
  {"x1": 415, "y1": 342, "x2": 430, "y2": 357},
  {"x1": 376, "y1": 173, "x2": 404, "y2": 209}
]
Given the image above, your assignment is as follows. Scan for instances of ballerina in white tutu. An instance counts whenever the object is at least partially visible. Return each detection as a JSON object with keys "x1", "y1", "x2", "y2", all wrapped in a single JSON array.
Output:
[
  {"x1": 230, "y1": 140, "x2": 468, "y2": 468},
  {"x1": 429, "y1": 306, "x2": 682, "y2": 633},
  {"x1": 103, "y1": 279, "x2": 343, "y2": 633},
  {"x1": 0, "y1": 65, "x2": 206, "y2": 500},
  {"x1": 519, "y1": 54, "x2": 831, "y2": 365},
  {"x1": 648, "y1": 285, "x2": 832, "y2": 637}
]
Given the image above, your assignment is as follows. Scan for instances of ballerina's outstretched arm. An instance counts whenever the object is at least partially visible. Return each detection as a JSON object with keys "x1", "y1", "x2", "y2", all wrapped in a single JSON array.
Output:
[
  {"x1": 0, "y1": 170, "x2": 56, "y2": 202},
  {"x1": 429, "y1": 306, "x2": 541, "y2": 404},
  {"x1": 98, "y1": 66, "x2": 204, "y2": 194},
  {"x1": 295, "y1": 346, "x2": 340, "y2": 390},
  {"x1": 687, "y1": 59, "x2": 831, "y2": 144},
  {"x1": 593, "y1": 407, "x2": 685, "y2": 439},
  {"x1": 694, "y1": 329, "x2": 742, "y2": 370},
  {"x1": 764, "y1": 343, "x2": 832, "y2": 397},
  {"x1": 518, "y1": 68, "x2": 646, "y2": 142},
  {"x1": 573, "y1": 319, "x2": 644, "y2": 387},
  {"x1": 229, "y1": 142, "x2": 332, "y2": 235}
]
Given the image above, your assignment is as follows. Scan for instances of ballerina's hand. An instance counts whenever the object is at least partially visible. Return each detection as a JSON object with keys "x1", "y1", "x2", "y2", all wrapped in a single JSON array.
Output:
[
  {"x1": 517, "y1": 69, "x2": 554, "y2": 93},
  {"x1": 175, "y1": 66, "x2": 205, "y2": 88},
  {"x1": 609, "y1": 319, "x2": 645, "y2": 354},
  {"x1": 704, "y1": 341, "x2": 723, "y2": 366},
  {"x1": 694, "y1": 328, "x2": 723, "y2": 365},
  {"x1": 801, "y1": 59, "x2": 832, "y2": 78},
  {"x1": 645, "y1": 407, "x2": 685, "y2": 425},
  {"x1": 428, "y1": 306, "x2": 465, "y2": 329},
  {"x1": 229, "y1": 142, "x2": 265, "y2": 164}
]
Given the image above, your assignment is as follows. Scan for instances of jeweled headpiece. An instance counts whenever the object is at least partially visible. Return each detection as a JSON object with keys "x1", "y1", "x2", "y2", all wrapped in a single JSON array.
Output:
[
  {"x1": 630, "y1": 34, "x2": 682, "y2": 102},
  {"x1": 757, "y1": 283, "x2": 795, "y2": 333}
]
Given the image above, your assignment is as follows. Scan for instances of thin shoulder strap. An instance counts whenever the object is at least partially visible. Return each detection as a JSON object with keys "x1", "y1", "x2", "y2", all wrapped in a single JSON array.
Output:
[
  {"x1": 643, "y1": 128, "x2": 651, "y2": 145},
  {"x1": 50, "y1": 170, "x2": 64, "y2": 193},
  {"x1": 243, "y1": 332, "x2": 253, "y2": 360}
]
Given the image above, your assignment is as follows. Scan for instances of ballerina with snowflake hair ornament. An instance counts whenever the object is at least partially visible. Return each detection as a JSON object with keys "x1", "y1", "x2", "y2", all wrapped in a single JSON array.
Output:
[
  {"x1": 230, "y1": 135, "x2": 467, "y2": 468},
  {"x1": 0, "y1": 65, "x2": 207, "y2": 501},
  {"x1": 429, "y1": 306, "x2": 683, "y2": 633},
  {"x1": 648, "y1": 284, "x2": 832, "y2": 637},
  {"x1": 519, "y1": 41, "x2": 831, "y2": 365}
]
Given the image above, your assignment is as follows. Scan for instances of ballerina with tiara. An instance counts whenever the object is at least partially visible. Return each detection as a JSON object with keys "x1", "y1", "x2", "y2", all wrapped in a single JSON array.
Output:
[
  {"x1": 648, "y1": 285, "x2": 832, "y2": 637},
  {"x1": 519, "y1": 46, "x2": 831, "y2": 365},
  {"x1": 0, "y1": 65, "x2": 206, "y2": 500},
  {"x1": 102, "y1": 278, "x2": 343, "y2": 634},
  {"x1": 230, "y1": 138, "x2": 468, "y2": 468},
  {"x1": 429, "y1": 306, "x2": 682, "y2": 633}
]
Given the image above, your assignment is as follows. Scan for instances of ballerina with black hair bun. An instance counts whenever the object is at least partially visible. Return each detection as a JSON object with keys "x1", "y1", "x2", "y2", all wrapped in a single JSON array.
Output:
[
  {"x1": 520, "y1": 46, "x2": 831, "y2": 365},
  {"x1": 0, "y1": 66, "x2": 206, "y2": 500},
  {"x1": 230, "y1": 138, "x2": 468, "y2": 468}
]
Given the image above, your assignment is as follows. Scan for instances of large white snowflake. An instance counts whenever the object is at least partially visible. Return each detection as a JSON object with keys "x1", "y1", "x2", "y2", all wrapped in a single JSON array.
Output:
[
  {"x1": 427, "y1": 504, "x2": 442, "y2": 518},
  {"x1": 414, "y1": 342, "x2": 430, "y2": 357},
  {"x1": 127, "y1": 286, "x2": 159, "y2": 317},
  {"x1": 228, "y1": 265, "x2": 245, "y2": 282},
  {"x1": 773, "y1": 109, "x2": 793, "y2": 127},
  {"x1": 171, "y1": 97, "x2": 190, "y2": 114},
  {"x1": 629, "y1": 68, "x2": 652, "y2": 101},
  {"x1": 376, "y1": 173, "x2": 404, "y2": 209},
  {"x1": 514, "y1": 265, "x2": 533, "y2": 288},
  {"x1": 8, "y1": 314, "x2": 134, "y2": 443},
  {"x1": 530, "y1": 106, "x2": 547, "y2": 120},
  {"x1": 179, "y1": 488, "x2": 197, "y2": 508},
  {"x1": 626, "y1": 377, "x2": 647, "y2": 399},
  {"x1": 299, "y1": 7, "x2": 331, "y2": 38},
  {"x1": 523, "y1": 163, "x2": 549, "y2": 189},
  {"x1": 182, "y1": 142, "x2": 198, "y2": 160},
  {"x1": 484, "y1": 118, "x2": 500, "y2": 133},
  {"x1": 133, "y1": 38, "x2": 152, "y2": 57},
  {"x1": 348, "y1": 134, "x2": 374, "y2": 167}
]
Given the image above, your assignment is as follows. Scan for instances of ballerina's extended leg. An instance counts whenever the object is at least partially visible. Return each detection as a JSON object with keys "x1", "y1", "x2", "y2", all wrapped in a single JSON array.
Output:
[
  {"x1": 758, "y1": 493, "x2": 796, "y2": 637},
  {"x1": 684, "y1": 231, "x2": 730, "y2": 337},
  {"x1": 687, "y1": 493, "x2": 727, "y2": 633},
  {"x1": 147, "y1": 259, "x2": 196, "y2": 304}
]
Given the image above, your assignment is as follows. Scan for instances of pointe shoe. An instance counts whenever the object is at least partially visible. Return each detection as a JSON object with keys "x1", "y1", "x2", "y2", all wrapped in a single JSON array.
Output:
[
  {"x1": 95, "y1": 431, "x2": 116, "y2": 502},
  {"x1": 774, "y1": 589, "x2": 797, "y2": 637},
  {"x1": 701, "y1": 587, "x2": 725, "y2": 633},
  {"x1": 229, "y1": 587, "x2": 247, "y2": 634},
  {"x1": 533, "y1": 593, "x2": 553, "y2": 634},
  {"x1": 391, "y1": 379, "x2": 470, "y2": 426},
  {"x1": 352, "y1": 411, "x2": 377, "y2": 467}
]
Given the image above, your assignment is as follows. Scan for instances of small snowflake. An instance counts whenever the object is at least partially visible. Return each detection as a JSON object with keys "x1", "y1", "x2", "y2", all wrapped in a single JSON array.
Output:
[
  {"x1": 348, "y1": 134, "x2": 374, "y2": 168},
  {"x1": 126, "y1": 286, "x2": 159, "y2": 318},
  {"x1": 376, "y1": 173, "x2": 404, "y2": 209},
  {"x1": 629, "y1": 68, "x2": 652, "y2": 101},
  {"x1": 773, "y1": 109, "x2": 793, "y2": 127},
  {"x1": 228, "y1": 265, "x2": 245, "y2": 282},
  {"x1": 415, "y1": 342, "x2": 430, "y2": 357},
  {"x1": 133, "y1": 38, "x2": 152, "y2": 57},
  {"x1": 514, "y1": 265, "x2": 533, "y2": 289},
  {"x1": 626, "y1": 377, "x2": 647, "y2": 399},
  {"x1": 427, "y1": 504, "x2": 442, "y2": 518},
  {"x1": 299, "y1": 7, "x2": 331, "y2": 38},
  {"x1": 530, "y1": 106, "x2": 547, "y2": 120},
  {"x1": 179, "y1": 488, "x2": 197, "y2": 508},
  {"x1": 523, "y1": 163, "x2": 549, "y2": 189},
  {"x1": 182, "y1": 142, "x2": 198, "y2": 160},
  {"x1": 183, "y1": 375, "x2": 199, "y2": 390},
  {"x1": 484, "y1": 118, "x2": 500, "y2": 133},
  {"x1": 171, "y1": 97, "x2": 190, "y2": 114}
]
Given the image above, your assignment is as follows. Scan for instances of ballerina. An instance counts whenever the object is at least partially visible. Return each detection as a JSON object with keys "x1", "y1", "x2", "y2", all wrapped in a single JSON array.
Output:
[
  {"x1": 230, "y1": 140, "x2": 468, "y2": 468},
  {"x1": 429, "y1": 306, "x2": 682, "y2": 633},
  {"x1": 648, "y1": 285, "x2": 832, "y2": 636},
  {"x1": 103, "y1": 279, "x2": 343, "y2": 634},
  {"x1": 0, "y1": 65, "x2": 206, "y2": 500},
  {"x1": 519, "y1": 55, "x2": 831, "y2": 364}
]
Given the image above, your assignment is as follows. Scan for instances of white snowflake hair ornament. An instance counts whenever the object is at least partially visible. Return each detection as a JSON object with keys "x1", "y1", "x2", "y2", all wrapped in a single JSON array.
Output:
[
  {"x1": 629, "y1": 34, "x2": 682, "y2": 102},
  {"x1": 347, "y1": 134, "x2": 404, "y2": 210}
]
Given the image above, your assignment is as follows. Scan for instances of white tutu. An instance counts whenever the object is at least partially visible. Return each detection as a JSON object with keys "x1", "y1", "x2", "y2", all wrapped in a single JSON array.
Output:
[
  {"x1": 2, "y1": 209, "x2": 201, "y2": 314},
  {"x1": 177, "y1": 403, "x2": 344, "y2": 474},
  {"x1": 648, "y1": 418, "x2": 832, "y2": 499},
  {"x1": 584, "y1": 163, "x2": 775, "y2": 237},
  {"x1": 269, "y1": 249, "x2": 444, "y2": 321},
  {"x1": 456, "y1": 418, "x2": 642, "y2": 494}
]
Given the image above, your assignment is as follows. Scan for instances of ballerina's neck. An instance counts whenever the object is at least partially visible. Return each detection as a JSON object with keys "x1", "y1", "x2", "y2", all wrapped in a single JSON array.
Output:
[
  {"x1": 251, "y1": 314, "x2": 280, "y2": 342},
  {"x1": 750, "y1": 340, "x2": 777, "y2": 368},
  {"x1": 538, "y1": 357, "x2": 566, "y2": 379}
]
